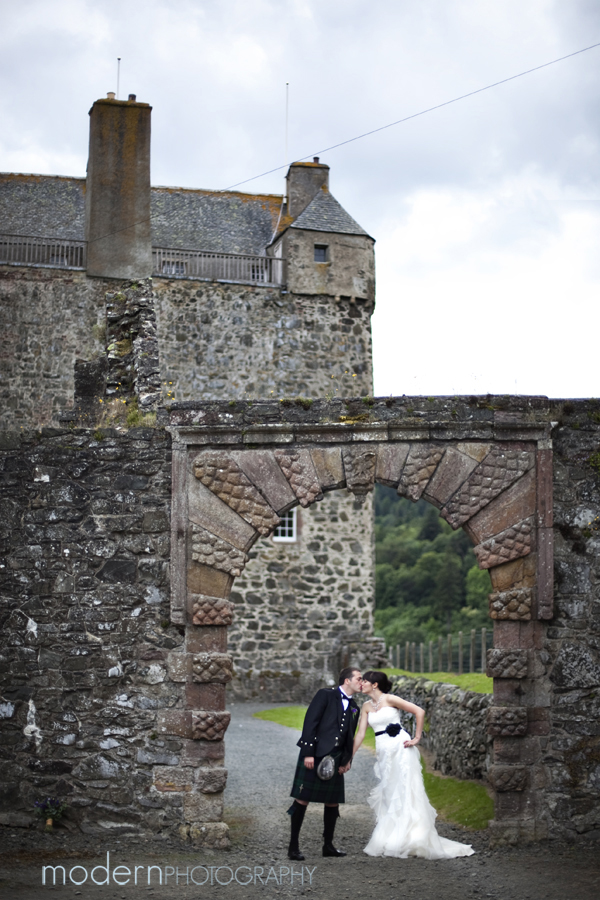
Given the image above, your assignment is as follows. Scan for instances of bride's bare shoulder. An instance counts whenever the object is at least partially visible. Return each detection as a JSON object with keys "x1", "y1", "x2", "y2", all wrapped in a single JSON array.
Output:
[{"x1": 383, "y1": 693, "x2": 403, "y2": 708}]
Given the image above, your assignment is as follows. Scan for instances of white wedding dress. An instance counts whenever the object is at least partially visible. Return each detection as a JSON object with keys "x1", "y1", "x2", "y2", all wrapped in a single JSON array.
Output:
[{"x1": 364, "y1": 707, "x2": 474, "y2": 859}]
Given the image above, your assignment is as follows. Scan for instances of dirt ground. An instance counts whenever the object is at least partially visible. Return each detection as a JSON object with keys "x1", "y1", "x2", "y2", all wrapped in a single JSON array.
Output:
[{"x1": 1, "y1": 702, "x2": 598, "y2": 900}]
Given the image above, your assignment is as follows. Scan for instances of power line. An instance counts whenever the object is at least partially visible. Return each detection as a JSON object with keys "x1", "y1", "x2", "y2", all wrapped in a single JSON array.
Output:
[
  {"x1": 221, "y1": 40, "x2": 600, "y2": 192},
  {"x1": 85, "y1": 39, "x2": 600, "y2": 244}
]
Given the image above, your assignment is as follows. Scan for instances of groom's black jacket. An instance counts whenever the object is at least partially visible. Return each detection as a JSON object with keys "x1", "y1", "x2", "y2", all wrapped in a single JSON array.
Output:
[{"x1": 297, "y1": 687, "x2": 360, "y2": 766}]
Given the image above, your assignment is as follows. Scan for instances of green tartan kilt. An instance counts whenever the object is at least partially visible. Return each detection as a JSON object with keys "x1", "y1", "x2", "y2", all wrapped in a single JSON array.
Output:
[{"x1": 290, "y1": 751, "x2": 345, "y2": 804}]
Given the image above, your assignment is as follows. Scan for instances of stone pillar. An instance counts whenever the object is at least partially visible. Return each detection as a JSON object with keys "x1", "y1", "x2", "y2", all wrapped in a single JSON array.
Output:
[
  {"x1": 85, "y1": 94, "x2": 152, "y2": 279},
  {"x1": 482, "y1": 448, "x2": 554, "y2": 845}
]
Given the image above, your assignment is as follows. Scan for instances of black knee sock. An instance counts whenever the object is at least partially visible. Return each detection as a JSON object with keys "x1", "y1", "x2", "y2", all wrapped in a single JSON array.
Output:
[
  {"x1": 323, "y1": 805, "x2": 339, "y2": 845},
  {"x1": 288, "y1": 802, "x2": 307, "y2": 850}
]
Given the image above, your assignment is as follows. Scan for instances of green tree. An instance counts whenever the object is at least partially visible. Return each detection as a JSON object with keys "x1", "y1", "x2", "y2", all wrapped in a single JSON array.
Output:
[{"x1": 373, "y1": 485, "x2": 491, "y2": 649}]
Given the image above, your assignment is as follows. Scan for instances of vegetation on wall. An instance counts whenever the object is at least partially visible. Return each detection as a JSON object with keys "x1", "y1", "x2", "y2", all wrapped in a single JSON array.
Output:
[{"x1": 374, "y1": 485, "x2": 491, "y2": 648}]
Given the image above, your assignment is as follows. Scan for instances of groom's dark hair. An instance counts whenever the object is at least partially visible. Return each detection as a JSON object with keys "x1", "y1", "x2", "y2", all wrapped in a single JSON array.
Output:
[{"x1": 338, "y1": 666, "x2": 360, "y2": 686}]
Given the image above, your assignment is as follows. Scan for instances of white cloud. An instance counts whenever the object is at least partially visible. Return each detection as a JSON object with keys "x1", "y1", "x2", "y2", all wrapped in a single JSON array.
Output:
[
  {"x1": 2, "y1": 0, "x2": 600, "y2": 396},
  {"x1": 373, "y1": 173, "x2": 600, "y2": 397}
]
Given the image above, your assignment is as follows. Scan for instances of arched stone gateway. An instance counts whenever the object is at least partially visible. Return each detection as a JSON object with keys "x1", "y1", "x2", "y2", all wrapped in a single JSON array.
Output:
[{"x1": 164, "y1": 398, "x2": 554, "y2": 847}]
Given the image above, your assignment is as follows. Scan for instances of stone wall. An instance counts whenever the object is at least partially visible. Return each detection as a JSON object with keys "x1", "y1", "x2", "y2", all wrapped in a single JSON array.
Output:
[
  {"x1": 0, "y1": 267, "x2": 109, "y2": 430},
  {"x1": 544, "y1": 401, "x2": 600, "y2": 839},
  {"x1": 0, "y1": 426, "x2": 194, "y2": 838},
  {"x1": 152, "y1": 278, "x2": 373, "y2": 403},
  {"x1": 391, "y1": 675, "x2": 492, "y2": 782},
  {"x1": 229, "y1": 490, "x2": 378, "y2": 702},
  {"x1": 0, "y1": 270, "x2": 378, "y2": 707}
]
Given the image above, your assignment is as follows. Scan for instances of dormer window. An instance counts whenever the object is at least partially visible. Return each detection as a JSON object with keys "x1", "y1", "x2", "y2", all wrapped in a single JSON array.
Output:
[{"x1": 314, "y1": 244, "x2": 328, "y2": 262}]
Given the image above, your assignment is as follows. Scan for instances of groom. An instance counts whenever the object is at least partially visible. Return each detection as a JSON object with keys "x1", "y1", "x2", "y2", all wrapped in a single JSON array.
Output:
[{"x1": 287, "y1": 666, "x2": 363, "y2": 860}]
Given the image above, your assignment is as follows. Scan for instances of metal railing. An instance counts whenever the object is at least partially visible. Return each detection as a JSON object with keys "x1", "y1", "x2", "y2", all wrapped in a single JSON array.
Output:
[
  {"x1": 0, "y1": 235, "x2": 286, "y2": 287},
  {"x1": 0, "y1": 234, "x2": 86, "y2": 269},
  {"x1": 152, "y1": 247, "x2": 285, "y2": 285}
]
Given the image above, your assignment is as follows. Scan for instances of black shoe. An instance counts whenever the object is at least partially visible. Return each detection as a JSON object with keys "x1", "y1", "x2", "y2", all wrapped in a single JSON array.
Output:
[
  {"x1": 322, "y1": 843, "x2": 346, "y2": 857},
  {"x1": 288, "y1": 848, "x2": 305, "y2": 861}
]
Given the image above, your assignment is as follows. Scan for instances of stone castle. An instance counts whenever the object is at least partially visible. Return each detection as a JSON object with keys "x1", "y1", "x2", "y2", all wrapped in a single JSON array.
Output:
[
  {"x1": 1, "y1": 94, "x2": 599, "y2": 848},
  {"x1": 1, "y1": 94, "x2": 386, "y2": 704}
]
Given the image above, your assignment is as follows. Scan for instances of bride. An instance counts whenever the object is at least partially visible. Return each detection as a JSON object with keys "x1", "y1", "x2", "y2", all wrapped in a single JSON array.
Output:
[{"x1": 353, "y1": 670, "x2": 474, "y2": 859}]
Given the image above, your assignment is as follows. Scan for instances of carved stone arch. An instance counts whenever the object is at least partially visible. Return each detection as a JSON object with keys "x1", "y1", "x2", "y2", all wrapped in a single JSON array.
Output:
[{"x1": 165, "y1": 405, "x2": 554, "y2": 847}]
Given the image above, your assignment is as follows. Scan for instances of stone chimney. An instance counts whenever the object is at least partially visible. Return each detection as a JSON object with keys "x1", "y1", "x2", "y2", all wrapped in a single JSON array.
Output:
[
  {"x1": 286, "y1": 159, "x2": 330, "y2": 219},
  {"x1": 85, "y1": 95, "x2": 152, "y2": 279}
]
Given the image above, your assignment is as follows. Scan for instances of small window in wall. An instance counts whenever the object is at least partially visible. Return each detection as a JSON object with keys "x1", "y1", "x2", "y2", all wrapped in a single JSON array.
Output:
[
  {"x1": 314, "y1": 244, "x2": 328, "y2": 262},
  {"x1": 272, "y1": 508, "x2": 297, "y2": 542}
]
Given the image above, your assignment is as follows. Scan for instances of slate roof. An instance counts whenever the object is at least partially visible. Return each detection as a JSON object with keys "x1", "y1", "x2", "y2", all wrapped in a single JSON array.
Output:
[
  {"x1": 0, "y1": 174, "x2": 284, "y2": 255},
  {"x1": 0, "y1": 174, "x2": 370, "y2": 253},
  {"x1": 0, "y1": 174, "x2": 86, "y2": 241},
  {"x1": 150, "y1": 187, "x2": 282, "y2": 254},
  {"x1": 289, "y1": 188, "x2": 372, "y2": 238}
]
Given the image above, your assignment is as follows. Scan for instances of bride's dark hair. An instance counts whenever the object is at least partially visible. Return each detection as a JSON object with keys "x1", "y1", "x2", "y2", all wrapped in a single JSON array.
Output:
[{"x1": 362, "y1": 670, "x2": 392, "y2": 694}]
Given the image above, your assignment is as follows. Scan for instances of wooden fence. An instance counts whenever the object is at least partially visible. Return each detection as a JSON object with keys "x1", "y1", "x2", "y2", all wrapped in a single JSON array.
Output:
[{"x1": 389, "y1": 628, "x2": 493, "y2": 675}]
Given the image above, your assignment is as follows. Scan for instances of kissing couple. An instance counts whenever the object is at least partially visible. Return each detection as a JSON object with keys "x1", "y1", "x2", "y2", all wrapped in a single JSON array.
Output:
[{"x1": 287, "y1": 666, "x2": 475, "y2": 861}]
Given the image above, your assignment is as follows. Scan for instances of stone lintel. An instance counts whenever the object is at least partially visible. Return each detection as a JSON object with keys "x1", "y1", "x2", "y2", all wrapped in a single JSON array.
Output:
[{"x1": 243, "y1": 430, "x2": 294, "y2": 444}]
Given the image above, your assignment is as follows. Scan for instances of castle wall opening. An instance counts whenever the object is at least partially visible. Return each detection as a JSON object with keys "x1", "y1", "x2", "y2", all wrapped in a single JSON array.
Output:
[{"x1": 167, "y1": 397, "x2": 554, "y2": 846}]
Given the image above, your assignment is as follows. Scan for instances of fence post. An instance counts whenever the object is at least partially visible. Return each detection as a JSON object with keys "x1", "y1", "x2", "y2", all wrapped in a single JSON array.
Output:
[
  {"x1": 405, "y1": 641, "x2": 410, "y2": 672},
  {"x1": 481, "y1": 627, "x2": 487, "y2": 674},
  {"x1": 458, "y1": 631, "x2": 463, "y2": 676},
  {"x1": 470, "y1": 629, "x2": 476, "y2": 674},
  {"x1": 411, "y1": 642, "x2": 416, "y2": 672},
  {"x1": 396, "y1": 643, "x2": 400, "y2": 670},
  {"x1": 438, "y1": 635, "x2": 443, "y2": 671},
  {"x1": 447, "y1": 633, "x2": 452, "y2": 673},
  {"x1": 428, "y1": 640, "x2": 433, "y2": 673},
  {"x1": 419, "y1": 642, "x2": 424, "y2": 673}
]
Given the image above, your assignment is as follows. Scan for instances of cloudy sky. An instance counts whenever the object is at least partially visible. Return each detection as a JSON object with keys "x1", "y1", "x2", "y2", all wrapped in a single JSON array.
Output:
[{"x1": 2, "y1": 0, "x2": 600, "y2": 398}]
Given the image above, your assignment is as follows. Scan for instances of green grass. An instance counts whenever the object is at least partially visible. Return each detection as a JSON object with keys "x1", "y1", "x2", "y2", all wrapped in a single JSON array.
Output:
[
  {"x1": 383, "y1": 668, "x2": 493, "y2": 694},
  {"x1": 253, "y1": 706, "x2": 492, "y2": 830},
  {"x1": 253, "y1": 705, "x2": 308, "y2": 730},
  {"x1": 421, "y1": 758, "x2": 493, "y2": 830}
]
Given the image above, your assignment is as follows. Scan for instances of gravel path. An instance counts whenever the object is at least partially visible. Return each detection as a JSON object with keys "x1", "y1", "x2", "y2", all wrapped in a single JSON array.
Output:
[
  {"x1": 224, "y1": 700, "x2": 379, "y2": 854},
  {"x1": 0, "y1": 701, "x2": 598, "y2": 899}
]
